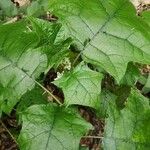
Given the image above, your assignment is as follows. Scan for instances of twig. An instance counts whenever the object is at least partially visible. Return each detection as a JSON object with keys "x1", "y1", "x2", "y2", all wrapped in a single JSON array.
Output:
[
  {"x1": 72, "y1": 51, "x2": 83, "y2": 66},
  {"x1": 82, "y1": 135, "x2": 104, "y2": 139},
  {"x1": 34, "y1": 80, "x2": 63, "y2": 106},
  {"x1": 0, "y1": 120, "x2": 19, "y2": 145},
  {"x1": 17, "y1": 67, "x2": 63, "y2": 106}
]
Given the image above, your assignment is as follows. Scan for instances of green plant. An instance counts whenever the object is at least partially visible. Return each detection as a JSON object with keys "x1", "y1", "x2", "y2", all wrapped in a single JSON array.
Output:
[
  {"x1": 0, "y1": 0, "x2": 18, "y2": 21},
  {"x1": 0, "y1": 0, "x2": 150, "y2": 149}
]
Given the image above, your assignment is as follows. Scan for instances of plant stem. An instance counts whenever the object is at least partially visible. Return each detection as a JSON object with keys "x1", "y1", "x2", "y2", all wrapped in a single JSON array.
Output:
[
  {"x1": 34, "y1": 80, "x2": 63, "y2": 106},
  {"x1": 72, "y1": 51, "x2": 82, "y2": 66},
  {"x1": 82, "y1": 135, "x2": 104, "y2": 139},
  {"x1": 0, "y1": 120, "x2": 19, "y2": 145},
  {"x1": 20, "y1": 69, "x2": 63, "y2": 106}
]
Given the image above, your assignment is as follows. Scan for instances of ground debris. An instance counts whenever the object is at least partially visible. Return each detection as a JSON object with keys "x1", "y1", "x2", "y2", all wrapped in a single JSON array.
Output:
[
  {"x1": 79, "y1": 107, "x2": 104, "y2": 150},
  {"x1": 0, "y1": 120, "x2": 18, "y2": 150}
]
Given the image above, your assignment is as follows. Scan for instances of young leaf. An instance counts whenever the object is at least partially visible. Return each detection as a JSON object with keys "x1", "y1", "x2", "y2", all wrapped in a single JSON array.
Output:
[
  {"x1": 53, "y1": 63, "x2": 103, "y2": 109},
  {"x1": 48, "y1": 0, "x2": 150, "y2": 82},
  {"x1": 18, "y1": 104, "x2": 92, "y2": 150},
  {"x1": 29, "y1": 18, "x2": 72, "y2": 70},
  {"x1": 103, "y1": 89, "x2": 150, "y2": 150},
  {"x1": 0, "y1": 21, "x2": 47, "y2": 113}
]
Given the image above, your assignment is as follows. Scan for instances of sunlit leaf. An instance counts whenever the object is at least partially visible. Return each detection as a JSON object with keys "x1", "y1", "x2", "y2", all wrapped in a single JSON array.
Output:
[
  {"x1": 48, "y1": 0, "x2": 150, "y2": 82},
  {"x1": 54, "y1": 63, "x2": 103, "y2": 109},
  {"x1": 103, "y1": 89, "x2": 150, "y2": 150},
  {"x1": 18, "y1": 104, "x2": 92, "y2": 150},
  {"x1": 0, "y1": 21, "x2": 47, "y2": 113}
]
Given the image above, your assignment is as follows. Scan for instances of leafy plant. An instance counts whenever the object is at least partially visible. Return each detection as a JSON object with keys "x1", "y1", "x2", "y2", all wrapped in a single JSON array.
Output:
[
  {"x1": 0, "y1": 0, "x2": 150, "y2": 150},
  {"x1": 53, "y1": 62, "x2": 103, "y2": 109},
  {"x1": 104, "y1": 89, "x2": 150, "y2": 150},
  {"x1": 18, "y1": 104, "x2": 92, "y2": 150},
  {"x1": 0, "y1": 0, "x2": 18, "y2": 21}
]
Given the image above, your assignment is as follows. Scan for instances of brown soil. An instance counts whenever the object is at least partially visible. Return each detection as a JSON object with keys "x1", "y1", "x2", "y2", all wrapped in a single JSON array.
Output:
[{"x1": 0, "y1": 120, "x2": 18, "y2": 150}]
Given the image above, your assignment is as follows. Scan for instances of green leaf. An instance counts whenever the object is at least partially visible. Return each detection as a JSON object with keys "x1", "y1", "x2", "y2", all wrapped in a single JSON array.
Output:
[
  {"x1": 115, "y1": 85, "x2": 131, "y2": 109},
  {"x1": 16, "y1": 85, "x2": 48, "y2": 124},
  {"x1": 142, "y1": 73, "x2": 150, "y2": 94},
  {"x1": 103, "y1": 89, "x2": 150, "y2": 150},
  {"x1": 48, "y1": 0, "x2": 150, "y2": 82},
  {"x1": 0, "y1": 17, "x2": 73, "y2": 113},
  {"x1": 141, "y1": 11, "x2": 150, "y2": 26},
  {"x1": 53, "y1": 63, "x2": 103, "y2": 109},
  {"x1": 27, "y1": 0, "x2": 49, "y2": 16},
  {"x1": 0, "y1": 0, "x2": 17, "y2": 18},
  {"x1": 79, "y1": 146, "x2": 89, "y2": 150},
  {"x1": 17, "y1": 85, "x2": 48, "y2": 114},
  {"x1": 29, "y1": 18, "x2": 72, "y2": 70},
  {"x1": 27, "y1": 1, "x2": 43, "y2": 16},
  {"x1": 18, "y1": 104, "x2": 92, "y2": 150},
  {"x1": 98, "y1": 90, "x2": 117, "y2": 118},
  {"x1": 120, "y1": 63, "x2": 140, "y2": 86},
  {"x1": 29, "y1": 17, "x2": 60, "y2": 45},
  {"x1": 0, "y1": 21, "x2": 47, "y2": 113}
]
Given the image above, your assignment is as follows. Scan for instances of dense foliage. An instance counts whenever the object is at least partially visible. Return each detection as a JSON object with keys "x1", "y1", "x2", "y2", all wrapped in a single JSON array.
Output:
[{"x1": 0, "y1": 0, "x2": 150, "y2": 149}]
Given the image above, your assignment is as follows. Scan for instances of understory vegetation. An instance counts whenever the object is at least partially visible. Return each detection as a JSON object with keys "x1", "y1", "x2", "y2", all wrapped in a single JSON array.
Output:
[{"x1": 0, "y1": 0, "x2": 150, "y2": 150}]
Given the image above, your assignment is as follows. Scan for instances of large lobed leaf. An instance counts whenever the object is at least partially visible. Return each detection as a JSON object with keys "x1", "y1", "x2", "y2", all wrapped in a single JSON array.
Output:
[
  {"x1": 53, "y1": 63, "x2": 103, "y2": 109},
  {"x1": 18, "y1": 104, "x2": 92, "y2": 150},
  {"x1": 0, "y1": 18, "x2": 72, "y2": 113},
  {"x1": 103, "y1": 89, "x2": 150, "y2": 150},
  {"x1": 0, "y1": 21, "x2": 47, "y2": 113},
  {"x1": 48, "y1": 0, "x2": 150, "y2": 82},
  {"x1": 29, "y1": 17, "x2": 72, "y2": 70},
  {"x1": 17, "y1": 85, "x2": 48, "y2": 115}
]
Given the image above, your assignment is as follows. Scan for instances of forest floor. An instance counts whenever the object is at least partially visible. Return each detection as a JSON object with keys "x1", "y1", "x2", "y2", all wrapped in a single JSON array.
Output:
[{"x1": 0, "y1": 0, "x2": 150, "y2": 150}]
